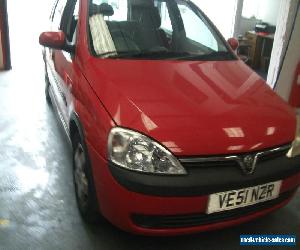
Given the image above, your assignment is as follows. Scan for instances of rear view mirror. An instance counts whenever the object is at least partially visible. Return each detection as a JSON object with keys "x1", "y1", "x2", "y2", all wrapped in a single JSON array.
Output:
[{"x1": 227, "y1": 38, "x2": 239, "y2": 51}]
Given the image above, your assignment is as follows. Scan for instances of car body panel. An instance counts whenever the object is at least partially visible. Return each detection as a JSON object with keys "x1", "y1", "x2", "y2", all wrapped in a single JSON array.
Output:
[
  {"x1": 84, "y1": 58, "x2": 296, "y2": 156},
  {"x1": 87, "y1": 141, "x2": 300, "y2": 236}
]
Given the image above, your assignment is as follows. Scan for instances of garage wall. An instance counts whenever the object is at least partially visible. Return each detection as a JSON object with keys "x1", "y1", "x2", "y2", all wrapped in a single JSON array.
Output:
[
  {"x1": 238, "y1": 17, "x2": 258, "y2": 36},
  {"x1": 256, "y1": 0, "x2": 281, "y2": 25},
  {"x1": 242, "y1": 0, "x2": 280, "y2": 25},
  {"x1": 238, "y1": 0, "x2": 281, "y2": 36}
]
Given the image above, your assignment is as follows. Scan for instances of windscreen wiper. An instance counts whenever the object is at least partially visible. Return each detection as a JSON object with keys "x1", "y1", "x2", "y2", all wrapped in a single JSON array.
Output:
[
  {"x1": 98, "y1": 50, "x2": 235, "y2": 60},
  {"x1": 97, "y1": 51, "x2": 136, "y2": 58},
  {"x1": 106, "y1": 50, "x2": 192, "y2": 59},
  {"x1": 176, "y1": 51, "x2": 236, "y2": 61}
]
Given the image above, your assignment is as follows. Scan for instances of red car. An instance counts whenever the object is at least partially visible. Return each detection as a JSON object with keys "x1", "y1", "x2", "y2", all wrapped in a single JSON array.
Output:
[{"x1": 39, "y1": 0, "x2": 300, "y2": 236}]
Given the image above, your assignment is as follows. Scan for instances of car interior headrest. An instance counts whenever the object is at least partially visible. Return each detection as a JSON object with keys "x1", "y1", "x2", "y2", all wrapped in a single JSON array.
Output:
[
  {"x1": 149, "y1": 7, "x2": 161, "y2": 29},
  {"x1": 130, "y1": 0, "x2": 154, "y2": 6},
  {"x1": 90, "y1": 3, "x2": 114, "y2": 17},
  {"x1": 131, "y1": 4, "x2": 161, "y2": 29}
]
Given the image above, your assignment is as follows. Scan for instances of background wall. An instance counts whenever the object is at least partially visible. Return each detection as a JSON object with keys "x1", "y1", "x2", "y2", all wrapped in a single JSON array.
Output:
[
  {"x1": 194, "y1": 0, "x2": 281, "y2": 39},
  {"x1": 257, "y1": 0, "x2": 281, "y2": 25},
  {"x1": 242, "y1": 0, "x2": 281, "y2": 25},
  {"x1": 238, "y1": 17, "x2": 259, "y2": 36},
  {"x1": 238, "y1": 0, "x2": 281, "y2": 36}
]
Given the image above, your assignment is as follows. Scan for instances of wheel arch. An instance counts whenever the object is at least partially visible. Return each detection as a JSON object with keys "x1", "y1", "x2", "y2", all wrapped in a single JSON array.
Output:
[{"x1": 69, "y1": 112, "x2": 85, "y2": 145}]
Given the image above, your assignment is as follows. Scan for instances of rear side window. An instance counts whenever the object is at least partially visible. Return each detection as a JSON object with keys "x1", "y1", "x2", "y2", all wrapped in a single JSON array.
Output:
[
  {"x1": 61, "y1": 0, "x2": 79, "y2": 43},
  {"x1": 159, "y1": 2, "x2": 173, "y2": 34},
  {"x1": 52, "y1": 0, "x2": 68, "y2": 29},
  {"x1": 52, "y1": 0, "x2": 79, "y2": 45},
  {"x1": 50, "y1": 0, "x2": 59, "y2": 20}
]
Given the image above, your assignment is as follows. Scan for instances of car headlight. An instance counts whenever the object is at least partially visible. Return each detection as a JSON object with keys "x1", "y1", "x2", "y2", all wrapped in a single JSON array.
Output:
[
  {"x1": 287, "y1": 116, "x2": 300, "y2": 157},
  {"x1": 108, "y1": 127, "x2": 187, "y2": 175}
]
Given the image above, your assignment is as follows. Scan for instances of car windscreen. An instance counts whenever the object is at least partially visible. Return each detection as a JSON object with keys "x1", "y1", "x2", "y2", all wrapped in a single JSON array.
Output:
[{"x1": 88, "y1": 0, "x2": 236, "y2": 60}]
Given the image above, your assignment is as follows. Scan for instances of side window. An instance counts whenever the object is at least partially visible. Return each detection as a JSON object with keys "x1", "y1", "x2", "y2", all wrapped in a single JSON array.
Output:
[
  {"x1": 178, "y1": 4, "x2": 218, "y2": 51},
  {"x1": 50, "y1": 0, "x2": 59, "y2": 20},
  {"x1": 52, "y1": 0, "x2": 79, "y2": 45},
  {"x1": 52, "y1": 0, "x2": 68, "y2": 29},
  {"x1": 159, "y1": 2, "x2": 173, "y2": 34},
  {"x1": 62, "y1": 0, "x2": 79, "y2": 44}
]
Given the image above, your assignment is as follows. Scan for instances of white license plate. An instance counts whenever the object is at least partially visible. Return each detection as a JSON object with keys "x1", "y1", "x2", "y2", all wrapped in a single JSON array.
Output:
[{"x1": 207, "y1": 181, "x2": 282, "y2": 214}]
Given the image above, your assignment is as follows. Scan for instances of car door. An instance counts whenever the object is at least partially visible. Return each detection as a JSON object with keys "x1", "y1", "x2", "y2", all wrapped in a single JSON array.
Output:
[{"x1": 46, "y1": 0, "x2": 79, "y2": 129}]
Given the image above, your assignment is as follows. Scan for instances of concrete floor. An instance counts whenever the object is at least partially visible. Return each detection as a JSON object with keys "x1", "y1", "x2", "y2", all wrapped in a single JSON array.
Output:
[{"x1": 0, "y1": 1, "x2": 299, "y2": 249}]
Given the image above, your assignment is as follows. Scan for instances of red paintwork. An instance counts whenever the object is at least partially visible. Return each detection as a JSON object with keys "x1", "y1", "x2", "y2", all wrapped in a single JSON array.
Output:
[
  {"x1": 84, "y1": 58, "x2": 296, "y2": 156},
  {"x1": 39, "y1": 31, "x2": 66, "y2": 49},
  {"x1": 227, "y1": 37, "x2": 239, "y2": 51},
  {"x1": 87, "y1": 143, "x2": 300, "y2": 236},
  {"x1": 42, "y1": 0, "x2": 299, "y2": 235}
]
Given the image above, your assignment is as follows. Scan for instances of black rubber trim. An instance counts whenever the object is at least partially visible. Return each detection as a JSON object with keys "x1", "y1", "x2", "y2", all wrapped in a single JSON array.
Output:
[
  {"x1": 108, "y1": 155, "x2": 300, "y2": 197},
  {"x1": 0, "y1": 0, "x2": 11, "y2": 70},
  {"x1": 131, "y1": 190, "x2": 295, "y2": 229}
]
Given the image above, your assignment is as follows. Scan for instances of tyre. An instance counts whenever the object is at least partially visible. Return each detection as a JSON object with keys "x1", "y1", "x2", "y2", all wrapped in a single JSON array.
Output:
[{"x1": 72, "y1": 132, "x2": 100, "y2": 223}]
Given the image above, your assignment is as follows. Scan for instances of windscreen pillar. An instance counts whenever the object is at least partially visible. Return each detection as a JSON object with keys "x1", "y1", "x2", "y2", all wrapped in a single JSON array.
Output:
[{"x1": 0, "y1": 0, "x2": 11, "y2": 70}]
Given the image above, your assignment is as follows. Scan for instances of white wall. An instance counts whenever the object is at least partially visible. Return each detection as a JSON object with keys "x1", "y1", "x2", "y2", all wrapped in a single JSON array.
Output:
[
  {"x1": 275, "y1": 6, "x2": 300, "y2": 100},
  {"x1": 242, "y1": 0, "x2": 281, "y2": 25},
  {"x1": 257, "y1": 0, "x2": 281, "y2": 25},
  {"x1": 239, "y1": 0, "x2": 281, "y2": 36},
  {"x1": 238, "y1": 17, "x2": 259, "y2": 36}
]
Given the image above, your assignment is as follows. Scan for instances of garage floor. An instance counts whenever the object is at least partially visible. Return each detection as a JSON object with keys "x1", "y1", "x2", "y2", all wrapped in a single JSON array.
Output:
[{"x1": 0, "y1": 1, "x2": 299, "y2": 249}]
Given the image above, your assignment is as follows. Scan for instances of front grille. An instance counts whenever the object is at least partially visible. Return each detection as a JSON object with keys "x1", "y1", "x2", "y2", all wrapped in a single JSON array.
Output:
[
  {"x1": 132, "y1": 190, "x2": 295, "y2": 229},
  {"x1": 258, "y1": 147, "x2": 290, "y2": 163},
  {"x1": 180, "y1": 144, "x2": 291, "y2": 169}
]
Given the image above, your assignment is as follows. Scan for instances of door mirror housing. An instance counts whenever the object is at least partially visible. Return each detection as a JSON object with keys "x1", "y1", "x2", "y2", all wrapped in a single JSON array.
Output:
[
  {"x1": 227, "y1": 38, "x2": 239, "y2": 51},
  {"x1": 39, "y1": 31, "x2": 74, "y2": 53}
]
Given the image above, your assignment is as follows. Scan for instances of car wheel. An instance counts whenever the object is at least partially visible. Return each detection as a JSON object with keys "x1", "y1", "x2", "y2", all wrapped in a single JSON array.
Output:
[
  {"x1": 72, "y1": 133, "x2": 100, "y2": 223},
  {"x1": 44, "y1": 65, "x2": 51, "y2": 104}
]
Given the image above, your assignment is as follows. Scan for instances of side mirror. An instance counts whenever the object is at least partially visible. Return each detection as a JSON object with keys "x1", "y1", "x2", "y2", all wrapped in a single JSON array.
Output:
[
  {"x1": 39, "y1": 31, "x2": 66, "y2": 49},
  {"x1": 227, "y1": 38, "x2": 239, "y2": 51},
  {"x1": 39, "y1": 31, "x2": 74, "y2": 53}
]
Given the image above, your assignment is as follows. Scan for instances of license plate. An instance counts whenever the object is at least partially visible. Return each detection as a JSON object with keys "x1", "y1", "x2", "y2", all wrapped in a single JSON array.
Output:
[{"x1": 207, "y1": 181, "x2": 282, "y2": 214}]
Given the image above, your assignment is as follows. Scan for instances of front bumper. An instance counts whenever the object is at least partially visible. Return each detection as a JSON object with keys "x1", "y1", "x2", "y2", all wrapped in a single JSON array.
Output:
[{"x1": 87, "y1": 142, "x2": 300, "y2": 236}]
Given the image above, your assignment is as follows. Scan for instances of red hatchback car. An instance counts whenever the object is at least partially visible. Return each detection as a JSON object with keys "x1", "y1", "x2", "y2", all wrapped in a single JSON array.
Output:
[{"x1": 39, "y1": 0, "x2": 300, "y2": 235}]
